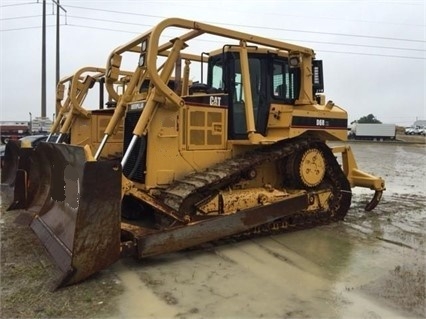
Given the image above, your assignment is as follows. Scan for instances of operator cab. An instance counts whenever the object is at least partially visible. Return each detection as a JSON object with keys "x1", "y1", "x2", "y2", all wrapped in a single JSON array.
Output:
[{"x1": 207, "y1": 49, "x2": 323, "y2": 140}]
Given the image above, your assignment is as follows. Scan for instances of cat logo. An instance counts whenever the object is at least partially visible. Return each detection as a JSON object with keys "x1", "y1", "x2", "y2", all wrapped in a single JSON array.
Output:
[{"x1": 209, "y1": 96, "x2": 222, "y2": 106}]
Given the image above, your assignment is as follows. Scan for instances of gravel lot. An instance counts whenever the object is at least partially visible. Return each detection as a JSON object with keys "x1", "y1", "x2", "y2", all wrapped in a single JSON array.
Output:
[{"x1": 1, "y1": 138, "x2": 425, "y2": 318}]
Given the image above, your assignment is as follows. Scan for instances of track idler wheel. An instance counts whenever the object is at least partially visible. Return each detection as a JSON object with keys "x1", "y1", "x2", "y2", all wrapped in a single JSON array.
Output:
[{"x1": 286, "y1": 147, "x2": 326, "y2": 188}]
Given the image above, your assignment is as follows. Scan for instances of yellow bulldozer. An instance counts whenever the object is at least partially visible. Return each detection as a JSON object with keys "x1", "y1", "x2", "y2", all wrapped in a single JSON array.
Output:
[{"x1": 16, "y1": 18, "x2": 385, "y2": 288}]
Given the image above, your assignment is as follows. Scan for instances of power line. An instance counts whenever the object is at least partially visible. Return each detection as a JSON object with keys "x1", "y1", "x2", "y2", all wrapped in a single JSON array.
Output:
[
  {"x1": 290, "y1": 38, "x2": 425, "y2": 53},
  {"x1": 221, "y1": 21, "x2": 426, "y2": 44},
  {"x1": 66, "y1": 15, "x2": 152, "y2": 29},
  {"x1": 318, "y1": 49, "x2": 425, "y2": 60},
  {"x1": 1, "y1": 24, "x2": 59, "y2": 32},
  {"x1": 65, "y1": 23, "x2": 425, "y2": 60},
  {"x1": 0, "y1": 14, "x2": 43, "y2": 21},
  {"x1": 1, "y1": 9, "x2": 67, "y2": 24},
  {"x1": 3, "y1": 4, "x2": 425, "y2": 45},
  {"x1": 66, "y1": 23, "x2": 140, "y2": 35},
  {"x1": 0, "y1": 1, "x2": 38, "y2": 8},
  {"x1": 63, "y1": 4, "x2": 426, "y2": 43},
  {"x1": 1, "y1": 6, "x2": 424, "y2": 60},
  {"x1": 169, "y1": 2, "x2": 426, "y2": 28},
  {"x1": 64, "y1": 4, "x2": 163, "y2": 19},
  {"x1": 63, "y1": 3, "x2": 426, "y2": 28},
  {"x1": 64, "y1": 14, "x2": 426, "y2": 53}
]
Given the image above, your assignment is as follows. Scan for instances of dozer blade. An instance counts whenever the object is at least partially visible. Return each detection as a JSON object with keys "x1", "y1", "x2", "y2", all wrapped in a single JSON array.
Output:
[
  {"x1": 8, "y1": 141, "x2": 83, "y2": 211},
  {"x1": 23, "y1": 143, "x2": 122, "y2": 288},
  {"x1": 7, "y1": 142, "x2": 52, "y2": 211},
  {"x1": 1, "y1": 140, "x2": 33, "y2": 186}
]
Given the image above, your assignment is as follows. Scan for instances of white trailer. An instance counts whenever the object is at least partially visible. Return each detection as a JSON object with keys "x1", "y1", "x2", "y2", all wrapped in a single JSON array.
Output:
[
  {"x1": 350, "y1": 123, "x2": 396, "y2": 140},
  {"x1": 30, "y1": 117, "x2": 53, "y2": 134}
]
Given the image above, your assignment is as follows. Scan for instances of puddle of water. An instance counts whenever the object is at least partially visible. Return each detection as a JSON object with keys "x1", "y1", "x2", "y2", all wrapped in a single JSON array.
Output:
[
  {"x1": 334, "y1": 283, "x2": 412, "y2": 319},
  {"x1": 110, "y1": 226, "x2": 418, "y2": 318}
]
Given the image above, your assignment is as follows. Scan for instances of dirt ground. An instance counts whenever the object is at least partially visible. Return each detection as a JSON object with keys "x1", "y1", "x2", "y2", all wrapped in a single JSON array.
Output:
[{"x1": 1, "y1": 139, "x2": 425, "y2": 319}]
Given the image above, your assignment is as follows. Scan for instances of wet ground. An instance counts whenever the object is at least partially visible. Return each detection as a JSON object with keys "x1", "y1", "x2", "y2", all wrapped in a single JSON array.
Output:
[{"x1": 1, "y1": 141, "x2": 425, "y2": 318}]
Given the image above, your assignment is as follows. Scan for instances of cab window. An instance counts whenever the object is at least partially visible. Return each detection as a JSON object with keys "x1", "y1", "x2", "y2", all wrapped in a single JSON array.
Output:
[{"x1": 272, "y1": 59, "x2": 300, "y2": 103}]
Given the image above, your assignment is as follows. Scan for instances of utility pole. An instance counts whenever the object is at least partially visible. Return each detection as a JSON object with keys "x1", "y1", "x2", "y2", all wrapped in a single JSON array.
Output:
[
  {"x1": 56, "y1": 0, "x2": 60, "y2": 86},
  {"x1": 40, "y1": 0, "x2": 66, "y2": 120},
  {"x1": 41, "y1": 0, "x2": 46, "y2": 118},
  {"x1": 52, "y1": 0, "x2": 67, "y2": 86}
]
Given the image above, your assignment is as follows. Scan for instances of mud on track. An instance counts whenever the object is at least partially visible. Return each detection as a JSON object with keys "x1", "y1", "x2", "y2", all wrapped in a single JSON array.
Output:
[{"x1": 1, "y1": 141, "x2": 425, "y2": 318}]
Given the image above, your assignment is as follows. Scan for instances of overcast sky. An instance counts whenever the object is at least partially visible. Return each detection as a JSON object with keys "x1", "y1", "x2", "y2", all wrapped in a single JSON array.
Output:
[{"x1": 1, "y1": 0, "x2": 425, "y2": 126}]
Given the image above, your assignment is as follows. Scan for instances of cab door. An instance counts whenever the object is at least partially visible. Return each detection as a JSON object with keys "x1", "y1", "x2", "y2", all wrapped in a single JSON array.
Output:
[{"x1": 210, "y1": 53, "x2": 270, "y2": 140}]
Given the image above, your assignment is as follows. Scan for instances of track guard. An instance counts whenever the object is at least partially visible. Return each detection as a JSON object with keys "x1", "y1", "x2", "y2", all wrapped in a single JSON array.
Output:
[{"x1": 28, "y1": 144, "x2": 122, "y2": 288}]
